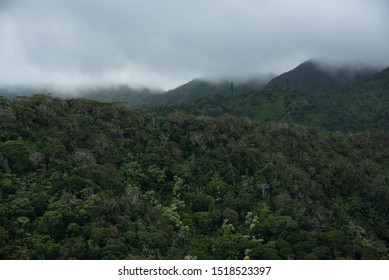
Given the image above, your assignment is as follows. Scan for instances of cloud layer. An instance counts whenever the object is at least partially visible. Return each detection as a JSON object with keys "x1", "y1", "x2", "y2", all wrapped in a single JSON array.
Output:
[{"x1": 1, "y1": 0, "x2": 388, "y2": 89}]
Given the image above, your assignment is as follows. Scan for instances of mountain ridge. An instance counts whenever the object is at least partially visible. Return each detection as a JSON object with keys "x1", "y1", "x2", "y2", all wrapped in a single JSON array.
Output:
[
  {"x1": 264, "y1": 59, "x2": 377, "y2": 95},
  {"x1": 152, "y1": 66, "x2": 389, "y2": 132},
  {"x1": 144, "y1": 76, "x2": 271, "y2": 106},
  {"x1": 0, "y1": 60, "x2": 385, "y2": 111}
]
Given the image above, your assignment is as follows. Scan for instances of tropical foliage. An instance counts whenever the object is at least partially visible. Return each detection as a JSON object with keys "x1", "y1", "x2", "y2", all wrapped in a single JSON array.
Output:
[{"x1": 0, "y1": 94, "x2": 387, "y2": 259}]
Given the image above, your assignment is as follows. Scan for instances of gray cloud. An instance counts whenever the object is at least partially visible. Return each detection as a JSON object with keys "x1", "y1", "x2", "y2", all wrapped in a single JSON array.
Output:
[{"x1": 1, "y1": 0, "x2": 388, "y2": 90}]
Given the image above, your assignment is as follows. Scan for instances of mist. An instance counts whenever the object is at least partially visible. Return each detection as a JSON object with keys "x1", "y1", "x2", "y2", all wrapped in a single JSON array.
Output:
[{"x1": 0, "y1": 0, "x2": 388, "y2": 90}]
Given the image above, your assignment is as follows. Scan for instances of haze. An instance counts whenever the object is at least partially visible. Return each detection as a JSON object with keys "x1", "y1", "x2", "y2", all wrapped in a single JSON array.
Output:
[{"x1": 0, "y1": 0, "x2": 388, "y2": 90}]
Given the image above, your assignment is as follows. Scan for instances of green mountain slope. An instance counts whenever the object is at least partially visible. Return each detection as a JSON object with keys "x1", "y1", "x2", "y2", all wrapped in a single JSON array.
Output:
[
  {"x1": 157, "y1": 67, "x2": 388, "y2": 132},
  {"x1": 0, "y1": 94, "x2": 388, "y2": 259},
  {"x1": 310, "y1": 67, "x2": 389, "y2": 131},
  {"x1": 264, "y1": 60, "x2": 375, "y2": 95},
  {"x1": 0, "y1": 77, "x2": 267, "y2": 108},
  {"x1": 143, "y1": 77, "x2": 269, "y2": 107}
]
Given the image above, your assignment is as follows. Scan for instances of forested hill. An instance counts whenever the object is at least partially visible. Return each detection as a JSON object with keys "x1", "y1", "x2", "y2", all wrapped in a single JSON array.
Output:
[
  {"x1": 0, "y1": 60, "x2": 378, "y2": 109},
  {"x1": 264, "y1": 60, "x2": 376, "y2": 95},
  {"x1": 0, "y1": 94, "x2": 388, "y2": 259},
  {"x1": 74, "y1": 60, "x2": 377, "y2": 107},
  {"x1": 142, "y1": 77, "x2": 268, "y2": 106},
  {"x1": 154, "y1": 67, "x2": 389, "y2": 132}
]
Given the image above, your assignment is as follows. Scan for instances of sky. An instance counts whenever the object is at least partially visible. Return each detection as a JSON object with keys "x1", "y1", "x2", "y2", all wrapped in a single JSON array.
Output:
[{"x1": 0, "y1": 0, "x2": 388, "y2": 90}]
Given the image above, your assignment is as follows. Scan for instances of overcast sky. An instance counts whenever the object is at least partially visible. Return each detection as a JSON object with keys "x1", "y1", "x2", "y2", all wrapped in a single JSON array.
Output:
[{"x1": 0, "y1": 0, "x2": 388, "y2": 90}]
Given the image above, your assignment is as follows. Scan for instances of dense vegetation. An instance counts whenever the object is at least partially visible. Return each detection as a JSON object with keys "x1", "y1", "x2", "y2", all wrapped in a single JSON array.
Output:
[
  {"x1": 264, "y1": 60, "x2": 375, "y2": 95},
  {"x1": 139, "y1": 77, "x2": 267, "y2": 106},
  {"x1": 0, "y1": 94, "x2": 388, "y2": 259},
  {"x1": 153, "y1": 67, "x2": 389, "y2": 132}
]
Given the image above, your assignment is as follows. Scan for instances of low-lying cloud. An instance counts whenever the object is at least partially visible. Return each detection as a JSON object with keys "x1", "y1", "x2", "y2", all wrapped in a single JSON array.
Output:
[{"x1": 1, "y1": 0, "x2": 388, "y2": 90}]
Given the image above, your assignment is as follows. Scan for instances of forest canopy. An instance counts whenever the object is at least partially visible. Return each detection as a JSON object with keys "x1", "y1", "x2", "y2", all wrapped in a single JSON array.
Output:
[{"x1": 0, "y1": 94, "x2": 388, "y2": 259}]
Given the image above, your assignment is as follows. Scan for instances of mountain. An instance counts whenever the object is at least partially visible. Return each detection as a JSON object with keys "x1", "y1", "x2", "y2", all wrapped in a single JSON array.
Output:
[
  {"x1": 264, "y1": 60, "x2": 375, "y2": 94},
  {"x1": 154, "y1": 66, "x2": 388, "y2": 132},
  {"x1": 311, "y1": 67, "x2": 389, "y2": 131},
  {"x1": 143, "y1": 77, "x2": 270, "y2": 107},
  {"x1": 0, "y1": 77, "x2": 269, "y2": 108},
  {"x1": 73, "y1": 61, "x2": 377, "y2": 107}
]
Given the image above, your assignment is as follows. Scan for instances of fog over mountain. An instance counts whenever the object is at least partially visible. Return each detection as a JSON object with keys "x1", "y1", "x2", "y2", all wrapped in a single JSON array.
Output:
[
  {"x1": 264, "y1": 59, "x2": 378, "y2": 95},
  {"x1": 0, "y1": 0, "x2": 388, "y2": 90}
]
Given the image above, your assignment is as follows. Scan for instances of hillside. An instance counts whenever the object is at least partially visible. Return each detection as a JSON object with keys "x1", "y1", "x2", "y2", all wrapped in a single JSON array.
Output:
[
  {"x1": 264, "y1": 60, "x2": 375, "y2": 95},
  {"x1": 73, "y1": 60, "x2": 375, "y2": 107},
  {"x1": 156, "y1": 67, "x2": 389, "y2": 132},
  {"x1": 0, "y1": 84, "x2": 163, "y2": 107},
  {"x1": 0, "y1": 77, "x2": 268, "y2": 108},
  {"x1": 139, "y1": 77, "x2": 269, "y2": 107},
  {"x1": 1, "y1": 60, "x2": 375, "y2": 110},
  {"x1": 311, "y1": 67, "x2": 389, "y2": 131},
  {"x1": 0, "y1": 94, "x2": 388, "y2": 259}
]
